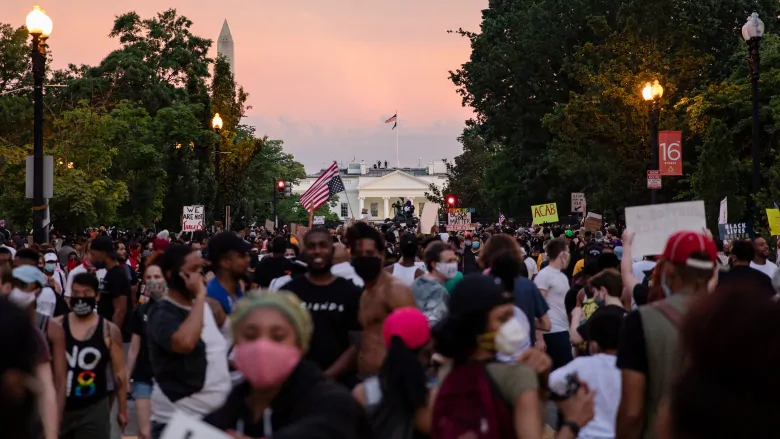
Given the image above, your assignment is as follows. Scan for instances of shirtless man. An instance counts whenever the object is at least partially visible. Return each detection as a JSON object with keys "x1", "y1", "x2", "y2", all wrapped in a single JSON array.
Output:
[{"x1": 348, "y1": 223, "x2": 416, "y2": 375}]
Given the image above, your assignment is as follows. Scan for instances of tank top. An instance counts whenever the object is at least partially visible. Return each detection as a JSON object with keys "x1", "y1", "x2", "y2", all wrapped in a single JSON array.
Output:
[
  {"x1": 63, "y1": 314, "x2": 110, "y2": 410},
  {"x1": 392, "y1": 263, "x2": 418, "y2": 286}
]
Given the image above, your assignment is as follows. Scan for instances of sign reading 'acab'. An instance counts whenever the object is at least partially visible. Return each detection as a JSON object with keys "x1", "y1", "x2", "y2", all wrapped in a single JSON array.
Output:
[{"x1": 531, "y1": 203, "x2": 559, "y2": 224}]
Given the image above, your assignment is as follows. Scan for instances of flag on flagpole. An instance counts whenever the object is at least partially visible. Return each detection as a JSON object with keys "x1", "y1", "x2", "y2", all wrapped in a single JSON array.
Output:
[
  {"x1": 299, "y1": 162, "x2": 340, "y2": 212},
  {"x1": 498, "y1": 212, "x2": 506, "y2": 225},
  {"x1": 384, "y1": 114, "x2": 397, "y2": 124}
]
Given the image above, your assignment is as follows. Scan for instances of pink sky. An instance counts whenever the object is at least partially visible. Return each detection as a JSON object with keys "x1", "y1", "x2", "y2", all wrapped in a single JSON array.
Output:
[{"x1": 7, "y1": 1, "x2": 485, "y2": 172}]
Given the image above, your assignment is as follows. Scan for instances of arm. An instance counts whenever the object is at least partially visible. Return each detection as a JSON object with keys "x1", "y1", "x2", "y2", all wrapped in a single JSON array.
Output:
[
  {"x1": 125, "y1": 334, "x2": 141, "y2": 387},
  {"x1": 324, "y1": 345, "x2": 357, "y2": 379},
  {"x1": 170, "y1": 294, "x2": 206, "y2": 354},
  {"x1": 621, "y1": 231, "x2": 639, "y2": 290},
  {"x1": 46, "y1": 321, "x2": 67, "y2": 416},
  {"x1": 616, "y1": 370, "x2": 647, "y2": 439},
  {"x1": 386, "y1": 282, "x2": 417, "y2": 309},
  {"x1": 206, "y1": 297, "x2": 227, "y2": 328},
  {"x1": 536, "y1": 314, "x2": 551, "y2": 332},
  {"x1": 108, "y1": 322, "x2": 129, "y2": 427},
  {"x1": 568, "y1": 307, "x2": 584, "y2": 345},
  {"x1": 513, "y1": 390, "x2": 543, "y2": 439},
  {"x1": 414, "y1": 268, "x2": 425, "y2": 279},
  {"x1": 112, "y1": 295, "x2": 127, "y2": 329},
  {"x1": 35, "y1": 362, "x2": 58, "y2": 439}
]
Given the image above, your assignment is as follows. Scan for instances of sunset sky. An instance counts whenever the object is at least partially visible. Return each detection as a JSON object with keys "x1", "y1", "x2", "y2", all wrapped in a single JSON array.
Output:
[{"x1": 6, "y1": 1, "x2": 485, "y2": 172}]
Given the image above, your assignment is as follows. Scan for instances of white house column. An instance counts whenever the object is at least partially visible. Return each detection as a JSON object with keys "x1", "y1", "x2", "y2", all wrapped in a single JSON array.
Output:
[
  {"x1": 383, "y1": 197, "x2": 390, "y2": 219},
  {"x1": 358, "y1": 197, "x2": 365, "y2": 216}
]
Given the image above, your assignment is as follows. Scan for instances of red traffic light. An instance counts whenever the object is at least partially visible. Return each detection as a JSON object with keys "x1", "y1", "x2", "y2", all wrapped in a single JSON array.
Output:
[
  {"x1": 446, "y1": 196, "x2": 456, "y2": 206},
  {"x1": 277, "y1": 180, "x2": 285, "y2": 188}
]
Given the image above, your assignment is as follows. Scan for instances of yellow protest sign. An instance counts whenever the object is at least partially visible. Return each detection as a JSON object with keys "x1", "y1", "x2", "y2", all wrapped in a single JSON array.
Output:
[
  {"x1": 766, "y1": 208, "x2": 780, "y2": 236},
  {"x1": 531, "y1": 203, "x2": 559, "y2": 224}
]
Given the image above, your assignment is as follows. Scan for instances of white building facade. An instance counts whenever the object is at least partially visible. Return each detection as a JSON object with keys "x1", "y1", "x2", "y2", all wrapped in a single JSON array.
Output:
[{"x1": 293, "y1": 161, "x2": 449, "y2": 220}]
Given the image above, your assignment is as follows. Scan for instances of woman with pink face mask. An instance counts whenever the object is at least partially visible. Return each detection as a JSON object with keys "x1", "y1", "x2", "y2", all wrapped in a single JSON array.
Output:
[{"x1": 204, "y1": 290, "x2": 372, "y2": 439}]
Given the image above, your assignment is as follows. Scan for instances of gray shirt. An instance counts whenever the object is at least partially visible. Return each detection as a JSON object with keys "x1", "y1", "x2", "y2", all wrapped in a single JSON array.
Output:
[{"x1": 410, "y1": 276, "x2": 449, "y2": 326}]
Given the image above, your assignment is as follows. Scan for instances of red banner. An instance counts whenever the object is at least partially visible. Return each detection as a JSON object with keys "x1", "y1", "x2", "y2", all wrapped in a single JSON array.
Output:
[{"x1": 658, "y1": 131, "x2": 682, "y2": 176}]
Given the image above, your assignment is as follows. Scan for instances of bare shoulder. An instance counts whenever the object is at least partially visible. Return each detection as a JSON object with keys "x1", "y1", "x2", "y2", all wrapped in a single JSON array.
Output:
[{"x1": 53, "y1": 315, "x2": 64, "y2": 325}]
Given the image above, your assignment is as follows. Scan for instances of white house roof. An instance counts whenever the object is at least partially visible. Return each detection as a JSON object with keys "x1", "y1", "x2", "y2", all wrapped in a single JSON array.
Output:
[{"x1": 357, "y1": 170, "x2": 434, "y2": 190}]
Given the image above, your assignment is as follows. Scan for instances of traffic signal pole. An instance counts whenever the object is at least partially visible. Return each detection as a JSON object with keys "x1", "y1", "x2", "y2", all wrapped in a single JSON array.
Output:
[{"x1": 273, "y1": 184, "x2": 278, "y2": 230}]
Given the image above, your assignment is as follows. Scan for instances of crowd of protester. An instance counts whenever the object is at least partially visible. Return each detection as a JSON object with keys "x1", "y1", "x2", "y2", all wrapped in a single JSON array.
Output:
[{"x1": 0, "y1": 219, "x2": 778, "y2": 439}]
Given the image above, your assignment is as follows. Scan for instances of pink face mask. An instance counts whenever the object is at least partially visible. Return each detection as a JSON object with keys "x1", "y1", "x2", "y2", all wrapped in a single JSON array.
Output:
[{"x1": 233, "y1": 339, "x2": 302, "y2": 389}]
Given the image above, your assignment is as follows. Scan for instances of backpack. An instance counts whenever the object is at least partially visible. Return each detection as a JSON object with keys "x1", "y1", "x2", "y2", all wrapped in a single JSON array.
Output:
[
  {"x1": 431, "y1": 363, "x2": 515, "y2": 439},
  {"x1": 364, "y1": 376, "x2": 415, "y2": 439}
]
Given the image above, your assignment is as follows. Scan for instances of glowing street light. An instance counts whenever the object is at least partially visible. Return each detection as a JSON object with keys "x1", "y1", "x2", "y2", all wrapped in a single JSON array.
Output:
[
  {"x1": 642, "y1": 80, "x2": 663, "y2": 101},
  {"x1": 26, "y1": 5, "x2": 53, "y2": 37},
  {"x1": 211, "y1": 113, "x2": 223, "y2": 130},
  {"x1": 641, "y1": 79, "x2": 664, "y2": 204}
]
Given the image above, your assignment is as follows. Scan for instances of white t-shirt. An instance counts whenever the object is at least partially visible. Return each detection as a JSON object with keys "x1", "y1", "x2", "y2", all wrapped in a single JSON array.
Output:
[
  {"x1": 549, "y1": 354, "x2": 621, "y2": 439},
  {"x1": 750, "y1": 260, "x2": 778, "y2": 279},
  {"x1": 534, "y1": 266, "x2": 570, "y2": 333},
  {"x1": 1, "y1": 244, "x2": 16, "y2": 257},
  {"x1": 64, "y1": 263, "x2": 106, "y2": 297},
  {"x1": 36, "y1": 287, "x2": 57, "y2": 317},
  {"x1": 632, "y1": 260, "x2": 656, "y2": 284},
  {"x1": 524, "y1": 257, "x2": 538, "y2": 279}
]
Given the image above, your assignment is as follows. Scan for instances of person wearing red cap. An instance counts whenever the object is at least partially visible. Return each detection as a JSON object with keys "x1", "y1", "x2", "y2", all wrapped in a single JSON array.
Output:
[
  {"x1": 616, "y1": 230, "x2": 718, "y2": 439},
  {"x1": 352, "y1": 307, "x2": 432, "y2": 438}
]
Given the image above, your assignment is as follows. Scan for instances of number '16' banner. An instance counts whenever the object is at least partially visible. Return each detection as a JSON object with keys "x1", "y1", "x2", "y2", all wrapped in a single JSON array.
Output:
[{"x1": 659, "y1": 131, "x2": 682, "y2": 176}]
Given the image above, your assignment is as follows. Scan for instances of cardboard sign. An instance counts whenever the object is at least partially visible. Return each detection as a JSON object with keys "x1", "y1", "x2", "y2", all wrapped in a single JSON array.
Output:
[
  {"x1": 446, "y1": 223, "x2": 478, "y2": 231},
  {"x1": 718, "y1": 222, "x2": 753, "y2": 241},
  {"x1": 571, "y1": 193, "x2": 585, "y2": 213},
  {"x1": 420, "y1": 203, "x2": 439, "y2": 236},
  {"x1": 766, "y1": 208, "x2": 780, "y2": 236},
  {"x1": 718, "y1": 197, "x2": 728, "y2": 225},
  {"x1": 448, "y1": 211, "x2": 473, "y2": 230},
  {"x1": 160, "y1": 411, "x2": 230, "y2": 439},
  {"x1": 624, "y1": 200, "x2": 706, "y2": 257},
  {"x1": 659, "y1": 131, "x2": 683, "y2": 176},
  {"x1": 264, "y1": 220, "x2": 274, "y2": 231},
  {"x1": 531, "y1": 203, "x2": 558, "y2": 224},
  {"x1": 182, "y1": 206, "x2": 205, "y2": 231},
  {"x1": 584, "y1": 212, "x2": 603, "y2": 232},
  {"x1": 647, "y1": 170, "x2": 661, "y2": 189}
]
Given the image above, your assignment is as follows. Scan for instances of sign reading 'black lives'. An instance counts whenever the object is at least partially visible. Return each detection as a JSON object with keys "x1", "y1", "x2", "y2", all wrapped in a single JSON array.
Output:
[{"x1": 718, "y1": 222, "x2": 753, "y2": 240}]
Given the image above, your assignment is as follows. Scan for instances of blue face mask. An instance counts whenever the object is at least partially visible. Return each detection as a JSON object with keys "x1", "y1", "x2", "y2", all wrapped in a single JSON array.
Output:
[
  {"x1": 660, "y1": 273, "x2": 673, "y2": 298},
  {"x1": 472, "y1": 242, "x2": 480, "y2": 249}
]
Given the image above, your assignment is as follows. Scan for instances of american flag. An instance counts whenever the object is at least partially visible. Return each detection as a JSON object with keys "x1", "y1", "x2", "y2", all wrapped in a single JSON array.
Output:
[
  {"x1": 498, "y1": 212, "x2": 506, "y2": 225},
  {"x1": 299, "y1": 162, "x2": 340, "y2": 212},
  {"x1": 385, "y1": 113, "x2": 397, "y2": 124}
]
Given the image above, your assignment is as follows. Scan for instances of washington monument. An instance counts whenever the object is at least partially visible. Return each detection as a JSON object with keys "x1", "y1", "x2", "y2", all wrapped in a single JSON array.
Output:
[{"x1": 217, "y1": 19, "x2": 235, "y2": 74}]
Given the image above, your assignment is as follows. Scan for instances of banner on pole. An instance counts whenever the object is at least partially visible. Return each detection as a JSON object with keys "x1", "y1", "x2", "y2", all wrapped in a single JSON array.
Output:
[{"x1": 658, "y1": 131, "x2": 683, "y2": 176}]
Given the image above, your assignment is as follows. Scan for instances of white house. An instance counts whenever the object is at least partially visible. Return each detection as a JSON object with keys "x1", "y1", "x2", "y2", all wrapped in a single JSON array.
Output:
[{"x1": 293, "y1": 161, "x2": 449, "y2": 220}]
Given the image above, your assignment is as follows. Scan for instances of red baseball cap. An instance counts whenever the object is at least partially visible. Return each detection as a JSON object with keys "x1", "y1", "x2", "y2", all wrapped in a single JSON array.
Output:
[
  {"x1": 383, "y1": 307, "x2": 430, "y2": 350},
  {"x1": 662, "y1": 230, "x2": 717, "y2": 270}
]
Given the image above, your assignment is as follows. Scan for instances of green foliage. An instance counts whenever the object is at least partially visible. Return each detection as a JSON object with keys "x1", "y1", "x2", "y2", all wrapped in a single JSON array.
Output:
[
  {"x1": 0, "y1": 10, "x2": 308, "y2": 233},
  {"x1": 447, "y1": 0, "x2": 780, "y2": 225}
]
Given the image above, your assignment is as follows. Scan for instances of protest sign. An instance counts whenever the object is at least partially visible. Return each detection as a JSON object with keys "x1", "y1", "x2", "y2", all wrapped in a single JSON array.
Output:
[
  {"x1": 766, "y1": 208, "x2": 780, "y2": 236},
  {"x1": 718, "y1": 222, "x2": 753, "y2": 241},
  {"x1": 182, "y1": 205, "x2": 204, "y2": 231},
  {"x1": 420, "y1": 203, "x2": 439, "y2": 235},
  {"x1": 718, "y1": 197, "x2": 728, "y2": 225},
  {"x1": 531, "y1": 203, "x2": 559, "y2": 224},
  {"x1": 264, "y1": 219, "x2": 274, "y2": 231},
  {"x1": 447, "y1": 210, "x2": 475, "y2": 231},
  {"x1": 160, "y1": 411, "x2": 230, "y2": 439},
  {"x1": 624, "y1": 200, "x2": 706, "y2": 257},
  {"x1": 584, "y1": 212, "x2": 603, "y2": 232},
  {"x1": 313, "y1": 216, "x2": 325, "y2": 225}
]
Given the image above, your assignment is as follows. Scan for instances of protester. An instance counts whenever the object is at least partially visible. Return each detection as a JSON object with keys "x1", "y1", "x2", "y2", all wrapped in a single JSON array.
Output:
[
  {"x1": 719, "y1": 238, "x2": 775, "y2": 293},
  {"x1": 386, "y1": 233, "x2": 424, "y2": 286},
  {"x1": 352, "y1": 307, "x2": 433, "y2": 439},
  {"x1": 534, "y1": 237, "x2": 573, "y2": 369},
  {"x1": 146, "y1": 245, "x2": 230, "y2": 437},
  {"x1": 410, "y1": 241, "x2": 453, "y2": 326},
  {"x1": 749, "y1": 236, "x2": 778, "y2": 279},
  {"x1": 348, "y1": 222, "x2": 416, "y2": 375},
  {"x1": 204, "y1": 290, "x2": 372, "y2": 438},
  {"x1": 56, "y1": 272, "x2": 128, "y2": 439}
]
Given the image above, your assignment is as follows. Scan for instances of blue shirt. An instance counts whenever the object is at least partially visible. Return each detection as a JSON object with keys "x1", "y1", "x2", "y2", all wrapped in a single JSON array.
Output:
[{"x1": 206, "y1": 278, "x2": 243, "y2": 314}]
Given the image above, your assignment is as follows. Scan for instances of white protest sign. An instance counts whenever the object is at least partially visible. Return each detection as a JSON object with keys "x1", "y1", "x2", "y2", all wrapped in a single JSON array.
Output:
[
  {"x1": 571, "y1": 193, "x2": 585, "y2": 212},
  {"x1": 313, "y1": 216, "x2": 325, "y2": 225},
  {"x1": 419, "y1": 203, "x2": 439, "y2": 235},
  {"x1": 718, "y1": 197, "x2": 728, "y2": 225},
  {"x1": 161, "y1": 411, "x2": 231, "y2": 439},
  {"x1": 182, "y1": 205, "x2": 205, "y2": 231},
  {"x1": 625, "y1": 200, "x2": 706, "y2": 257}
]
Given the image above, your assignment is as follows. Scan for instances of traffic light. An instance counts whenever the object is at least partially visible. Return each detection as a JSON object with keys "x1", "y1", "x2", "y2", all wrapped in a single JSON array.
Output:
[
  {"x1": 276, "y1": 180, "x2": 285, "y2": 195},
  {"x1": 284, "y1": 181, "x2": 292, "y2": 198},
  {"x1": 446, "y1": 195, "x2": 456, "y2": 206}
]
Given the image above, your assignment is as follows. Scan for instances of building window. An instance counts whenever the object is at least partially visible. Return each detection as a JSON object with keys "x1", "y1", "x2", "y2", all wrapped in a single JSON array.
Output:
[
  {"x1": 370, "y1": 203, "x2": 379, "y2": 217},
  {"x1": 341, "y1": 203, "x2": 349, "y2": 218}
]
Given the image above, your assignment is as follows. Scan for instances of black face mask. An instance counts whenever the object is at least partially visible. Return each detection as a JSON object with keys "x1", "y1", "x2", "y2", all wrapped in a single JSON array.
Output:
[
  {"x1": 71, "y1": 297, "x2": 96, "y2": 317},
  {"x1": 352, "y1": 256, "x2": 383, "y2": 282}
]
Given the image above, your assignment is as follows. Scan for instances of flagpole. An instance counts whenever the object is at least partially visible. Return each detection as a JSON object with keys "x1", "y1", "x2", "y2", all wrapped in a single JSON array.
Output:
[{"x1": 395, "y1": 110, "x2": 399, "y2": 168}]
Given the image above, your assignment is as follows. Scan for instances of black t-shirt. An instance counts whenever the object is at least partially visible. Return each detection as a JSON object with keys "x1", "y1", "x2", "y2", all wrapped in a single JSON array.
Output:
[
  {"x1": 718, "y1": 265, "x2": 774, "y2": 294},
  {"x1": 616, "y1": 310, "x2": 648, "y2": 375},
  {"x1": 254, "y1": 256, "x2": 300, "y2": 288},
  {"x1": 98, "y1": 265, "x2": 131, "y2": 323},
  {"x1": 130, "y1": 301, "x2": 155, "y2": 383},
  {"x1": 147, "y1": 299, "x2": 208, "y2": 401},
  {"x1": 282, "y1": 276, "x2": 362, "y2": 375}
]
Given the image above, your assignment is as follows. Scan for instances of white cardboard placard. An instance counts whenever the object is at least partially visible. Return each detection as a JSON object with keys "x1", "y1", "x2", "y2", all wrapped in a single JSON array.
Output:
[{"x1": 624, "y1": 200, "x2": 706, "y2": 257}]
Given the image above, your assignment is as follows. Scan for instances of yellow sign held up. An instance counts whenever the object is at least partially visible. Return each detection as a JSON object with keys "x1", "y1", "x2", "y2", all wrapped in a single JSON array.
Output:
[
  {"x1": 531, "y1": 203, "x2": 559, "y2": 224},
  {"x1": 766, "y1": 208, "x2": 780, "y2": 236}
]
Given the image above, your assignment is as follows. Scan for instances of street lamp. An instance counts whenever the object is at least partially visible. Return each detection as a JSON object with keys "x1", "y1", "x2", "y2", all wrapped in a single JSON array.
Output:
[
  {"x1": 212, "y1": 113, "x2": 223, "y2": 228},
  {"x1": 642, "y1": 80, "x2": 663, "y2": 204},
  {"x1": 743, "y1": 12, "x2": 764, "y2": 217},
  {"x1": 26, "y1": 5, "x2": 53, "y2": 244}
]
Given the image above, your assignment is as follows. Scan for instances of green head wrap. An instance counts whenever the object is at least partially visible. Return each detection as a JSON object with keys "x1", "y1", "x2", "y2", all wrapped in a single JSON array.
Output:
[{"x1": 230, "y1": 289, "x2": 313, "y2": 352}]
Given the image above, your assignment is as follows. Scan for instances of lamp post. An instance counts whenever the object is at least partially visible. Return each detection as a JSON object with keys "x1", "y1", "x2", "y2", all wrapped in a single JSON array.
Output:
[
  {"x1": 26, "y1": 5, "x2": 52, "y2": 243},
  {"x1": 642, "y1": 79, "x2": 664, "y2": 204},
  {"x1": 211, "y1": 113, "x2": 223, "y2": 228},
  {"x1": 743, "y1": 12, "x2": 764, "y2": 217}
]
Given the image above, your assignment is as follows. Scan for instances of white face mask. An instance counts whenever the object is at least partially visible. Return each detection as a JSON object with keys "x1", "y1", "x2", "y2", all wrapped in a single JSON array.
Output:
[
  {"x1": 436, "y1": 262, "x2": 459, "y2": 280},
  {"x1": 495, "y1": 318, "x2": 529, "y2": 356},
  {"x1": 8, "y1": 288, "x2": 37, "y2": 309}
]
